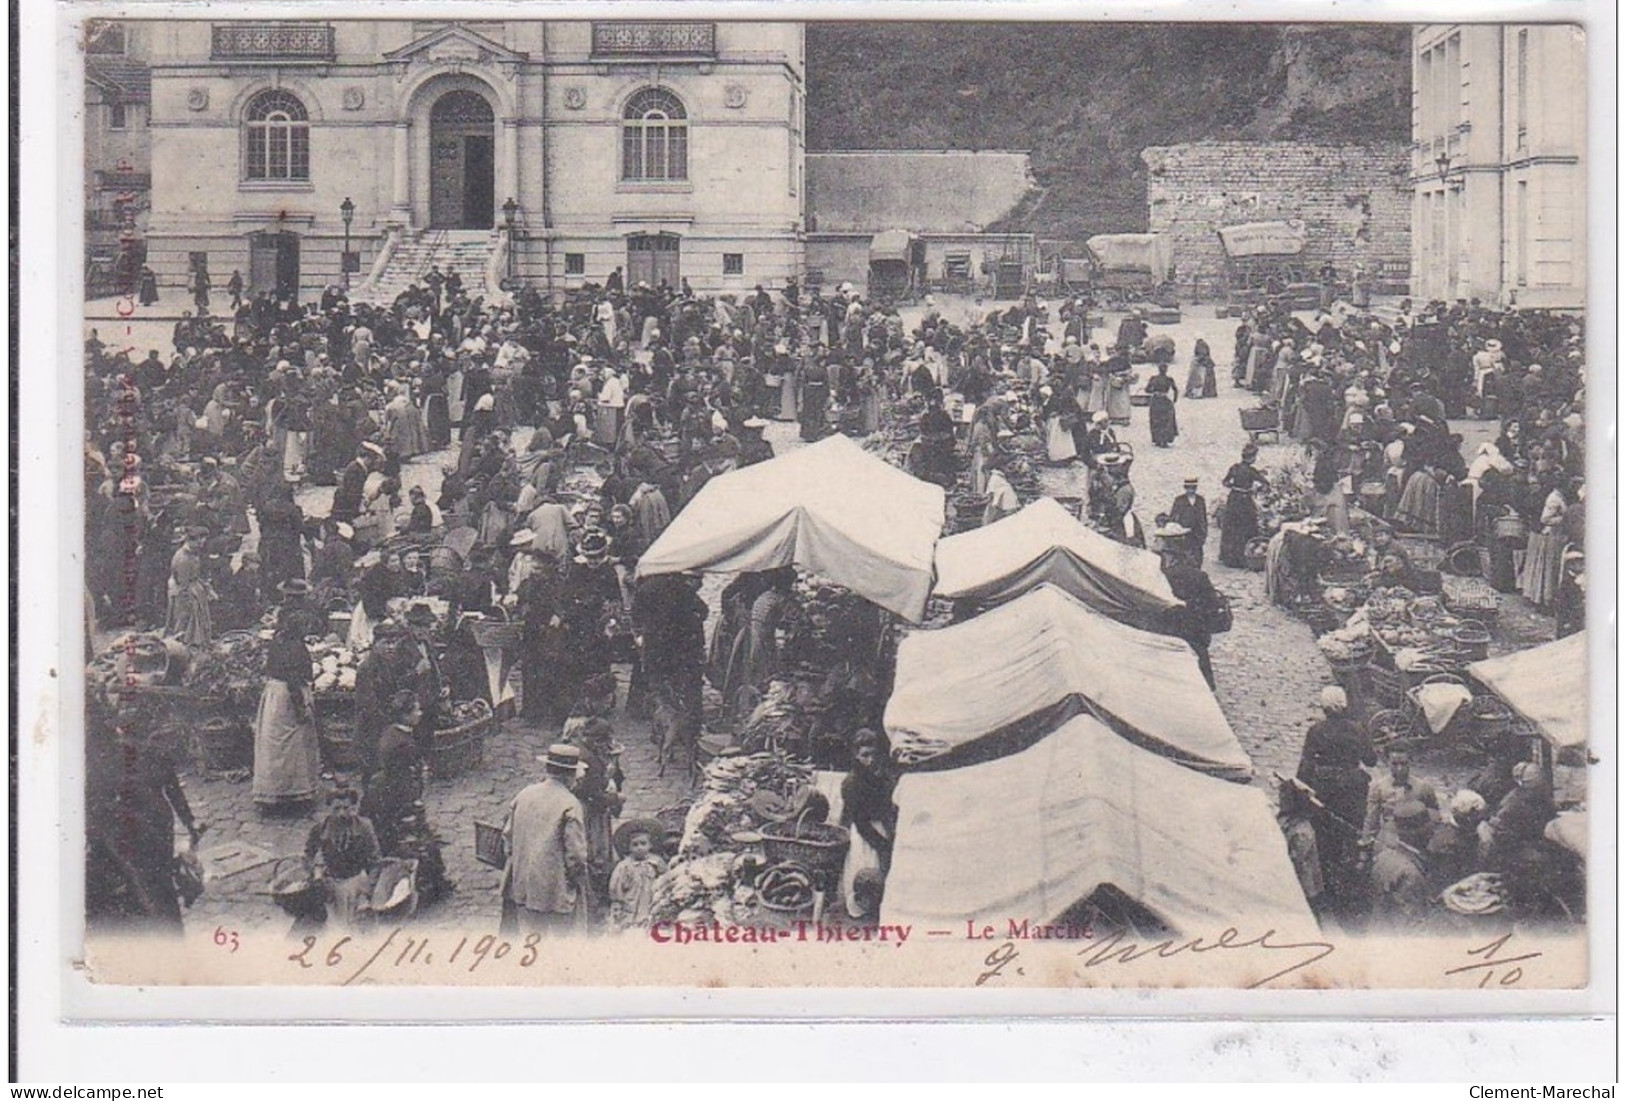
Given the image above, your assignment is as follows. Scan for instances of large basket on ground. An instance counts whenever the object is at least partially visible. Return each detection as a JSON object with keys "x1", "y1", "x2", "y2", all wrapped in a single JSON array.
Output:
[
  {"x1": 1243, "y1": 537, "x2": 1270, "y2": 572},
  {"x1": 431, "y1": 699, "x2": 495, "y2": 779},
  {"x1": 761, "y1": 811, "x2": 849, "y2": 886},
  {"x1": 1239, "y1": 405, "x2": 1280, "y2": 443}
]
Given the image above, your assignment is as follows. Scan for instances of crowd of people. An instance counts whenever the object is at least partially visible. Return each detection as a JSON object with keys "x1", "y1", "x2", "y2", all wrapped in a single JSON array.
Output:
[{"x1": 83, "y1": 249, "x2": 1587, "y2": 938}]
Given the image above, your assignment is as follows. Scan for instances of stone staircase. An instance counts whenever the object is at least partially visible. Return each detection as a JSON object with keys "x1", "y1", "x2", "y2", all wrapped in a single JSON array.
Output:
[{"x1": 353, "y1": 228, "x2": 502, "y2": 306}]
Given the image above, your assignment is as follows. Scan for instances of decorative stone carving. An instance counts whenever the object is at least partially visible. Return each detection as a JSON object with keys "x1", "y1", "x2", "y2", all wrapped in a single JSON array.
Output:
[
  {"x1": 563, "y1": 87, "x2": 586, "y2": 110},
  {"x1": 186, "y1": 88, "x2": 209, "y2": 111},
  {"x1": 341, "y1": 86, "x2": 364, "y2": 110},
  {"x1": 724, "y1": 84, "x2": 747, "y2": 109}
]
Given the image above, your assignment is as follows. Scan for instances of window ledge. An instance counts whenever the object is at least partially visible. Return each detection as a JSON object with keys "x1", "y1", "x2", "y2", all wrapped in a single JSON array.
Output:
[
  {"x1": 616, "y1": 181, "x2": 693, "y2": 194},
  {"x1": 239, "y1": 180, "x2": 315, "y2": 193}
]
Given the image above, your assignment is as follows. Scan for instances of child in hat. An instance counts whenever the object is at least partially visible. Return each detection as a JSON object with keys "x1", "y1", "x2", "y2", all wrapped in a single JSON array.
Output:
[{"x1": 608, "y1": 819, "x2": 668, "y2": 930}]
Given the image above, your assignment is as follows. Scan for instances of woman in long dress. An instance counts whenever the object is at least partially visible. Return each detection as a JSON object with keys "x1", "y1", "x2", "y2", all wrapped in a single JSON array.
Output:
[
  {"x1": 1519, "y1": 484, "x2": 1568, "y2": 608},
  {"x1": 1042, "y1": 386, "x2": 1078, "y2": 464},
  {"x1": 420, "y1": 364, "x2": 451, "y2": 449},
  {"x1": 1185, "y1": 338, "x2": 1217, "y2": 399},
  {"x1": 1145, "y1": 364, "x2": 1179, "y2": 447},
  {"x1": 798, "y1": 358, "x2": 829, "y2": 442},
  {"x1": 165, "y1": 528, "x2": 213, "y2": 647},
  {"x1": 968, "y1": 402, "x2": 1000, "y2": 496},
  {"x1": 1394, "y1": 465, "x2": 1445, "y2": 536},
  {"x1": 252, "y1": 615, "x2": 322, "y2": 811},
  {"x1": 1219, "y1": 445, "x2": 1268, "y2": 568},
  {"x1": 776, "y1": 355, "x2": 799, "y2": 422},
  {"x1": 383, "y1": 384, "x2": 428, "y2": 461},
  {"x1": 1104, "y1": 353, "x2": 1133, "y2": 427}
]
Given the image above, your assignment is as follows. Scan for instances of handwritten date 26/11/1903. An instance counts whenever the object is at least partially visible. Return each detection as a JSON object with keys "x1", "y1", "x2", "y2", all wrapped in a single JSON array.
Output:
[{"x1": 288, "y1": 928, "x2": 544, "y2": 984}]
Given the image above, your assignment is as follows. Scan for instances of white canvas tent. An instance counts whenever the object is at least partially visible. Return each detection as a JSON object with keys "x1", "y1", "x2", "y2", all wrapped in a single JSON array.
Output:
[
  {"x1": 932, "y1": 497, "x2": 1181, "y2": 630},
  {"x1": 881, "y1": 715, "x2": 1316, "y2": 936},
  {"x1": 636, "y1": 434, "x2": 947, "y2": 622},
  {"x1": 1468, "y1": 632, "x2": 1588, "y2": 751},
  {"x1": 885, "y1": 584, "x2": 1252, "y2": 780},
  {"x1": 1086, "y1": 232, "x2": 1173, "y2": 284}
]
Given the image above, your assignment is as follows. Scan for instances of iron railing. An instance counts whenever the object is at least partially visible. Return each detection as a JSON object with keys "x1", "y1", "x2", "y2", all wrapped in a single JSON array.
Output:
[
  {"x1": 591, "y1": 22, "x2": 715, "y2": 58},
  {"x1": 211, "y1": 23, "x2": 336, "y2": 62}
]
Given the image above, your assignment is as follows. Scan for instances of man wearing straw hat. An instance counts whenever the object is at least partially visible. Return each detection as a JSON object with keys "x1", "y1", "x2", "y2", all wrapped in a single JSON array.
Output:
[{"x1": 501, "y1": 744, "x2": 590, "y2": 935}]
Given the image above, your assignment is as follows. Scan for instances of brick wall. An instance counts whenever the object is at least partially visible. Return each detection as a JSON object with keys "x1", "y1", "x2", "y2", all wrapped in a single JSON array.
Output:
[{"x1": 1141, "y1": 141, "x2": 1410, "y2": 296}]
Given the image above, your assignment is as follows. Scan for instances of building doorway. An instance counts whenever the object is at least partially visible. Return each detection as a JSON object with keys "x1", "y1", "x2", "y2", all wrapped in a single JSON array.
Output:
[
  {"x1": 248, "y1": 231, "x2": 300, "y2": 303},
  {"x1": 429, "y1": 90, "x2": 496, "y2": 229},
  {"x1": 627, "y1": 233, "x2": 680, "y2": 291}
]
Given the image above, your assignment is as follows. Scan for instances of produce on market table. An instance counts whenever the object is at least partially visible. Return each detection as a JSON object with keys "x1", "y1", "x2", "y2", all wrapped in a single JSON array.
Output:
[{"x1": 648, "y1": 852, "x2": 742, "y2": 925}]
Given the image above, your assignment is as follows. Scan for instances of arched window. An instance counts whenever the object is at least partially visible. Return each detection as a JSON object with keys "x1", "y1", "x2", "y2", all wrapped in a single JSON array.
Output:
[
  {"x1": 622, "y1": 88, "x2": 687, "y2": 182},
  {"x1": 244, "y1": 89, "x2": 310, "y2": 181}
]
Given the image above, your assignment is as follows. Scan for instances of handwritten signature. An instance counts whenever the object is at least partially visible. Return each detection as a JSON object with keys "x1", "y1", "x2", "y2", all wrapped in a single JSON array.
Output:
[{"x1": 1076, "y1": 928, "x2": 1338, "y2": 989}]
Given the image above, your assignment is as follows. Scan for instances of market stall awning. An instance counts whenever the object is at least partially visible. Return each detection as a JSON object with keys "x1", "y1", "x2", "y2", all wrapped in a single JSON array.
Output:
[
  {"x1": 885, "y1": 584, "x2": 1252, "y2": 780},
  {"x1": 932, "y1": 497, "x2": 1180, "y2": 630},
  {"x1": 1085, "y1": 233, "x2": 1172, "y2": 284},
  {"x1": 869, "y1": 229, "x2": 914, "y2": 264},
  {"x1": 1217, "y1": 220, "x2": 1308, "y2": 259},
  {"x1": 636, "y1": 434, "x2": 947, "y2": 622},
  {"x1": 881, "y1": 715, "x2": 1316, "y2": 936},
  {"x1": 1468, "y1": 632, "x2": 1589, "y2": 750}
]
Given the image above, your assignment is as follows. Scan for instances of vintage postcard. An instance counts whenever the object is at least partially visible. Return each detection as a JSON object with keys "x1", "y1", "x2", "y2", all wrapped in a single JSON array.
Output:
[{"x1": 52, "y1": 5, "x2": 1608, "y2": 1009}]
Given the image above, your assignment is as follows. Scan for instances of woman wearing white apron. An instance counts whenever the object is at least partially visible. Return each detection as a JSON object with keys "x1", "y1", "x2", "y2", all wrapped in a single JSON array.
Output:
[{"x1": 839, "y1": 730, "x2": 898, "y2": 919}]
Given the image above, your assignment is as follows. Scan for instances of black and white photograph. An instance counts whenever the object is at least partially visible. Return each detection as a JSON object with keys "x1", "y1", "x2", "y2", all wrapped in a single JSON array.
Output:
[{"x1": 61, "y1": 9, "x2": 1602, "y2": 994}]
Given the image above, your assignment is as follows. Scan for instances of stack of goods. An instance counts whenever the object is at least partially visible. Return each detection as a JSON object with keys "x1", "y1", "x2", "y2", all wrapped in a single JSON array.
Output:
[
  {"x1": 87, "y1": 633, "x2": 188, "y2": 698},
  {"x1": 678, "y1": 752, "x2": 815, "y2": 858},
  {"x1": 648, "y1": 851, "x2": 747, "y2": 926},
  {"x1": 182, "y1": 629, "x2": 267, "y2": 709},
  {"x1": 308, "y1": 638, "x2": 361, "y2": 696},
  {"x1": 1349, "y1": 589, "x2": 1474, "y2": 678},
  {"x1": 1253, "y1": 459, "x2": 1316, "y2": 535}
]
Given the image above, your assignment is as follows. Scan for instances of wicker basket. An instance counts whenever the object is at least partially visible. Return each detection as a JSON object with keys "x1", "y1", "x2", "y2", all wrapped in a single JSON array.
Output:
[
  {"x1": 1319, "y1": 560, "x2": 1369, "y2": 587},
  {"x1": 1243, "y1": 537, "x2": 1270, "y2": 573},
  {"x1": 195, "y1": 716, "x2": 252, "y2": 772},
  {"x1": 1301, "y1": 603, "x2": 1344, "y2": 637},
  {"x1": 1450, "y1": 623, "x2": 1492, "y2": 662},
  {"x1": 1443, "y1": 578, "x2": 1499, "y2": 622},
  {"x1": 430, "y1": 700, "x2": 495, "y2": 780},
  {"x1": 1469, "y1": 695, "x2": 1515, "y2": 742},
  {"x1": 761, "y1": 812, "x2": 849, "y2": 884},
  {"x1": 1367, "y1": 665, "x2": 1407, "y2": 711},
  {"x1": 474, "y1": 819, "x2": 507, "y2": 868}
]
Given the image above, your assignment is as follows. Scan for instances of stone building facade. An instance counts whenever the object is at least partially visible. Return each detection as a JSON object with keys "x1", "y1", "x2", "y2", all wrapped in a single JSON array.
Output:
[
  {"x1": 1411, "y1": 25, "x2": 1586, "y2": 310},
  {"x1": 1141, "y1": 141, "x2": 1412, "y2": 298},
  {"x1": 137, "y1": 19, "x2": 804, "y2": 300}
]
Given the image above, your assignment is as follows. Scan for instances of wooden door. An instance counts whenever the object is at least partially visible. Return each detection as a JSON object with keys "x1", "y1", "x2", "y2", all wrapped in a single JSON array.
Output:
[
  {"x1": 628, "y1": 234, "x2": 680, "y2": 291},
  {"x1": 248, "y1": 237, "x2": 279, "y2": 296}
]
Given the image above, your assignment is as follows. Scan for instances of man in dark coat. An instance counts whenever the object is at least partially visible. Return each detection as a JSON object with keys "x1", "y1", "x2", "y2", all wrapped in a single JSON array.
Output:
[
  {"x1": 1167, "y1": 477, "x2": 1210, "y2": 566},
  {"x1": 330, "y1": 443, "x2": 378, "y2": 525},
  {"x1": 1159, "y1": 543, "x2": 1219, "y2": 688}
]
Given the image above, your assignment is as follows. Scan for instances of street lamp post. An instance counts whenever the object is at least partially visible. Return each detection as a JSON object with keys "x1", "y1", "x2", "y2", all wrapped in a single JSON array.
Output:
[
  {"x1": 339, "y1": 196, "x2": 355, "y2": 290},
  {"x1": 502, "y1": 197, "x2": 519, "y2": 283}
]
